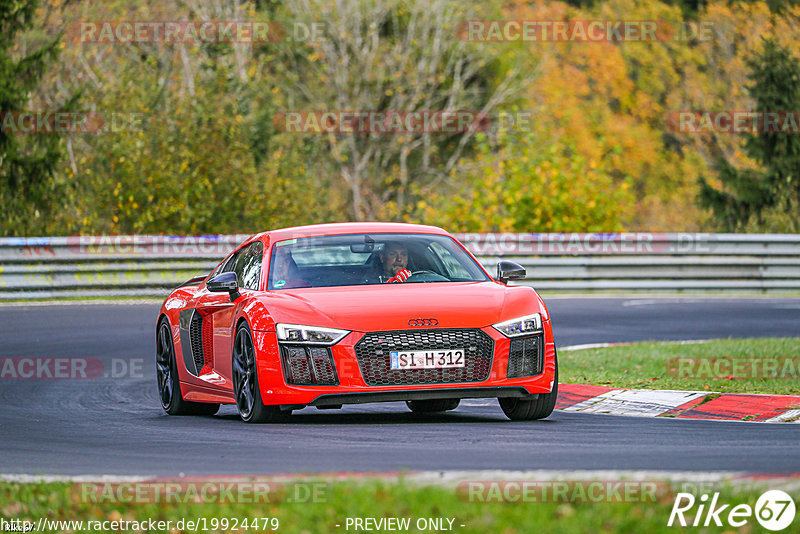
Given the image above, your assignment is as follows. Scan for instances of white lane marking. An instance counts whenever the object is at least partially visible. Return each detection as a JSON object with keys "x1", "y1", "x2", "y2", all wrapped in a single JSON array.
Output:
[
  {"x1": 0, "y1": 474, "x2": 151, "y2": 483},
  {"x1": 560, "y1": 339, "x2": 710, "y2": 352},
  {"x1": 408, "y1": 469, "x2": 747, "y2": 486},
  {"x1": 622, "y1": 299, "x2": 707, "y2": 307},
  {"x1": 563, "y1": 389, "x2": 707, "y2": 417},
  {"x1": 620, "y1": 298, "x2": 800, "y2": 307},
  {"x1": 0, "y1": 299, "x2": 161, "y2": 307},
  {"x1": 560, "y1": 343, "x2": 622, "y2": 351},
  {"x1": 763, "y1": 409, "x2": 800, "y2": 423}
]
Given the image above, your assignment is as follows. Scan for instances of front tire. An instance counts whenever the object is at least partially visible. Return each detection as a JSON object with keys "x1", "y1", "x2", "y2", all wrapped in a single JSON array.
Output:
[
  {"x1": 406, "y1": 399, "x2": 460, "y2": 413},
  {"x1": 156, "y1": 318, "x2": 219, "y2": 416},
  {"x1": 232, "y1": 323, "x2": 289, "y2": 423},
  {"x1": 499, "y1": 354, "x2": 559, "y2": 421}
]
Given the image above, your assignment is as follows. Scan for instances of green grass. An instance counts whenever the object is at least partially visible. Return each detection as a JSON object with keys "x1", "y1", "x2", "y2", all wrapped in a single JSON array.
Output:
[
  {"x1": 0, "y1": 480, "x2": 794, "y2": 534},
  {"x1": 560, "y1": 337, "x2": 800, "y2": 395}
]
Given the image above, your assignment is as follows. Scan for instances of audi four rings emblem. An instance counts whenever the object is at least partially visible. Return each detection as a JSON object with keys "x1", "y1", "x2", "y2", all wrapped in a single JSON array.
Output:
[{"x1": 408, "y1": 318, "x2": 438, "y2": 326}]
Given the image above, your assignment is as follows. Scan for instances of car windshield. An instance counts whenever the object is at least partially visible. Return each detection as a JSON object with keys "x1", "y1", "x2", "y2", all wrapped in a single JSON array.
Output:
[{"x1": 267, "y1": 233, "x2": 490, "y2": 289}]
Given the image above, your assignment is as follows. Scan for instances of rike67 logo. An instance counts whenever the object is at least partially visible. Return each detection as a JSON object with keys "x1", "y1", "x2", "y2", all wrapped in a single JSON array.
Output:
[{"x1": 668, "y1": 490, "x2": 796, "y2": 531}]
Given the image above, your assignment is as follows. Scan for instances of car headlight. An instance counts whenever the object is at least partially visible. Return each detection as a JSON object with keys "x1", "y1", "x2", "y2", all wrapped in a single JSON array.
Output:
[
  {"x1": 492, "y1": 313, "x2": 543, "y2": 337},
  {"x1": 275, "y1": 323, "x2": 350, "y2": 345}
]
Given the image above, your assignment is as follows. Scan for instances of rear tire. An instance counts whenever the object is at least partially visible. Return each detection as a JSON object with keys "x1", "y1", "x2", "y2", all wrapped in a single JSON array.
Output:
[
  {"x1": 232, "y1": 323, "x2": 290, "y2": 423},
  {"x1": 406, "y1": 399, "x2": 460, "y2": 413},
  {"x1": 156, "y1": 317, "x2": 220, "y2": 416},
  {"x1": 499, "y1": 353, "x2": 558, "y2": 421}
]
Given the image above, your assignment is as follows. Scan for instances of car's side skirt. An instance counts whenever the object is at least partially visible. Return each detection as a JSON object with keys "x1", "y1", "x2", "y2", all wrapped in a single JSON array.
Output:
[{"x1": 181, "y1": 380, "x2": 235, "y2": 404}]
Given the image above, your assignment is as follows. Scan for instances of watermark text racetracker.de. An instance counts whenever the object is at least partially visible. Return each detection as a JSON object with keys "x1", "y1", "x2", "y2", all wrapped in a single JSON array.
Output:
[
  {"x1": 0, "y1": 358, "x2": 143, "y2": 380},
  {"x1": 454, "y1": 232, "x2": 718, "y2": 256},
  {"x1": 5, "y1": 235, "x2": 249, "y2": 260},
  {"x1": 273, "y1": 110, "x2": 490, "y2": 134},
  {"x1": 458, "y1": 480, "x2": 670, "y2": 503},
  {"x1": 78, "y1": 480, "x2": 328, "y2": 504},
  {"x1": 65, "y1": 235, "x2": 246, "y2": 255},
  {"x1": 0, "y1": 111, "x2": 144, "y2": 134},
  {"x1": 457, "y1": 19, "x2": 716, "y2": 43},
  {"x1": 273, "y1": 110, "x2": 558, "y2": 136},
  {"x1": 71, "y1": 21, "x2": 284, "y2": 43},
  {"x1": 69, "y1": 20, "x2": 329, "y2": 44},
  {"x1": 668, "y1": 111, "x2": 800, "y2": 134},
  {"x1": 667, "y1": 357, "x2": 800, "y2": 380}
]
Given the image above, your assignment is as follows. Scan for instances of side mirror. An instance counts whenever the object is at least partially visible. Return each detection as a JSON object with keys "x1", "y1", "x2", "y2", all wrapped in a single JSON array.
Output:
[
  {"x1": 207, "y1": 271, "x2": 239, "y2": 300},
  {"x1": 496, "y1": 260, "x2": 526, "y2": 284}
]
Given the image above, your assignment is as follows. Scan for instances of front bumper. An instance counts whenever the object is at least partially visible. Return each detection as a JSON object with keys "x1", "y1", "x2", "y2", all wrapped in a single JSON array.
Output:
[
  {"x1": 251, "y1": 324, "x2": 557, "y2": 408},
  {"x1": 309, "y1": 387, "x2": 534, "y2": 407}
]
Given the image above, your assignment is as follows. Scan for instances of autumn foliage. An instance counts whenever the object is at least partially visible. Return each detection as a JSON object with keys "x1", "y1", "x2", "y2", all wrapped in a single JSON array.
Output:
[{"x1": 4, "y1": 0, "x2": 799, "y2": 235}]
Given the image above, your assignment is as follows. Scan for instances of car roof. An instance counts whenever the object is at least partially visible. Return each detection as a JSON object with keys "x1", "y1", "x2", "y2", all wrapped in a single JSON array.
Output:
[{"x1": 250, "y1": 222, "x2": 450, "y2": 244}]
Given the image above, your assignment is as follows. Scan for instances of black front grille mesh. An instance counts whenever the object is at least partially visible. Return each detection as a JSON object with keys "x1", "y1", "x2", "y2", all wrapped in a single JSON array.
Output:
[
  {"x1": 189, "y1": 312, "x2": 205, "y2": 373},
  {"x1": 354, "y1": 329, "x2": 494, "y2": 386},
  {"x1": 281, "y1": 345, "x2": 338, "y2": 385},
  {"x1": 308, "y1": 347, "x2": 337, "y2": 383},
  {"x1": 507, "y1": 334, "x2": 543, "y2": 378}
]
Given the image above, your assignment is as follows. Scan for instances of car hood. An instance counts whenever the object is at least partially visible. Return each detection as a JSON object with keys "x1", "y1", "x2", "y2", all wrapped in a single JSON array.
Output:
[{"x1": 257, "y1": 281, "x2": 542, "y2": 332}]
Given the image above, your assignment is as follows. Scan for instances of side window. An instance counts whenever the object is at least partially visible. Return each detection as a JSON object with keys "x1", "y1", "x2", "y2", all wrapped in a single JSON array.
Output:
[
  {"x1": 238, "y1": 241, "x2": 264, "y2": 290},
  {"x1": 213, "y1": 242, "x2": 259, "y2": 288},
  {"x1": 215, "y1": 247, "x2": 240, "y2": 276}
]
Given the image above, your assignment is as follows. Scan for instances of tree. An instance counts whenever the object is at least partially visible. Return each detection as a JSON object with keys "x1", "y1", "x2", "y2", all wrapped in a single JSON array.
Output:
[
  {"x1": 25, "y1": 0, "x2": 344, "y2": 235},
  {"x1": 0, "y1": 0, "x2": 68, "y2": 236},
  {"x1": 275, "y1": 0, "x2": 522, "y2": 221},
  {"x1": 498, "y1": 0, "x2": 712, "y2": 231},
  {"x1": 700, "y1": 38, "x2": 800, "y2": 231},
  {"x1": 415, "y1": 122, "x2": 634, "y2": 232}
]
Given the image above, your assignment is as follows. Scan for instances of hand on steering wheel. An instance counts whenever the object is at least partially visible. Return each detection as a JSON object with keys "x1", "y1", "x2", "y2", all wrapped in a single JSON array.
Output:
[{"x1": 386, "y1": 269, "x2": 412, "y2": 283}]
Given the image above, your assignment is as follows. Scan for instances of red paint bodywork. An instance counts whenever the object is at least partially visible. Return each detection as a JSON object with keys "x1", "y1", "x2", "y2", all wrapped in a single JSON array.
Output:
[{"x1": 158, "y1": 223, "x2": 556, "y2": 408}]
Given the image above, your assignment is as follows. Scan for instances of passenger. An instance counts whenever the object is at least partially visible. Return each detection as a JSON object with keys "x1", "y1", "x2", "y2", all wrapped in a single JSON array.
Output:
[
  {"x1": 380, "y1": 241, "x2": 412, "y2": 283},
  {"x1": 271, "y1": 250, "x2": 309, "y2": 289}
]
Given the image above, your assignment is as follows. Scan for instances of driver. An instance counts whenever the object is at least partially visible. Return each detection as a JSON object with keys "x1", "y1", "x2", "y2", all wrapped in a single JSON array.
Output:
[
  {"x1": 271, "y1": 249, "x2": 309, "y2": 289},
  {"x1": 380, "y1": 241, "x2": 412, "y2": 283}
]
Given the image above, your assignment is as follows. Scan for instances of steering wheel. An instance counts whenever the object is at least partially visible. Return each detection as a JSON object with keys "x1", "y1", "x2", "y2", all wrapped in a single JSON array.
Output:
[{"x1": 405, "y1": 270, "x2": 448, "y2": 282}]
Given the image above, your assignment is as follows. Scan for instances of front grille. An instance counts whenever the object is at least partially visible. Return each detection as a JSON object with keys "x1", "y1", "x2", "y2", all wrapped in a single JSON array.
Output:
[
  {"x1": 280, "y1": 345, "x2": 338, "y2": 385},
  {"x1": 354, "y1": 329, "x2": 494, "y2": 386},
  {"x1": 507, "y1": 334, "x2": 543, "y2": 378},
  {"x1": 189, "y1": 312, "x2": 205, "y2": 373}
]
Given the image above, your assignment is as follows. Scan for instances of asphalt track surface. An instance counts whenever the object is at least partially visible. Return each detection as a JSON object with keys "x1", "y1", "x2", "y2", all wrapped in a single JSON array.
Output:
[{"x1": 1, "y1": 297, "x2": 799, "y2": 476}]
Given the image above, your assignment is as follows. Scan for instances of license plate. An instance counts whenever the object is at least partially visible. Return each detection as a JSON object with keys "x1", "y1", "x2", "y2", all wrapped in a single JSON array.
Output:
[{"x1": 389, "y1": 349, "x2": 465, "y2": 370}]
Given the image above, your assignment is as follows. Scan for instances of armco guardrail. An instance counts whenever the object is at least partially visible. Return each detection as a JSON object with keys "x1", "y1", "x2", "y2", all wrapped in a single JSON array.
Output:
[{"x1": 1, "y1": 233, "x2": 799, "y2": 298}]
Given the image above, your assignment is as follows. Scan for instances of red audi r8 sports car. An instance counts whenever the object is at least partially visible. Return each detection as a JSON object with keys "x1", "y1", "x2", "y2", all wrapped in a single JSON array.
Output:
[{"x1": 156, "y1": 222, "x2": 558, "y2": 423}]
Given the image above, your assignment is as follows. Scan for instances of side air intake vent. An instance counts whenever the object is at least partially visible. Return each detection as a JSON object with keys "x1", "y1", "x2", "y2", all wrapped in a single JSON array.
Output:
[
  {"x1": 189, "y1": 312, "x2": 205, "y2": 373},
  {"x1": 280, "y1": 345, "x2": 338, "y2": 385},
  {"x1": 506, "y1": 334, "x2": 543, "y2": 378}
]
